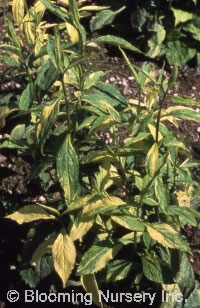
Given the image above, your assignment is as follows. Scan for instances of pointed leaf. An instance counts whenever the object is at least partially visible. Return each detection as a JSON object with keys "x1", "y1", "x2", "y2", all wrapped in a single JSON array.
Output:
[
  {"x1": 81, "y1": 274, "x2": 103, "y2": 308},
  {"x1": 31, "y1": 234, "x2": 56, "y2": 264},
  {"x1": 52, "y1": 229, "x2": 76, "y2": 287},
  {"x1": 111, "y1": 215, "x2": 145, "y2": 232},
  {"x1": 56, "y1": 134, "x2": 79, "y2": 202},
  {"x1": 77, "y1": 242, "x2": 122, "y2": 275},
  {"x1": 6, "y1": 205, "x2": 56, "y2": 224}
]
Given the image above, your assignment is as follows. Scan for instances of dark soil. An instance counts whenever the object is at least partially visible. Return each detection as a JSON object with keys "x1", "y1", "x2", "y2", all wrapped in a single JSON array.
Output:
[{"x1": 1, "y1": 4, "x2": 200, "y2": 308}]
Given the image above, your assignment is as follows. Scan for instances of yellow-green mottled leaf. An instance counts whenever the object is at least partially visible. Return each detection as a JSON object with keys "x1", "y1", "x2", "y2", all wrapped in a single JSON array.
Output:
[
  {"x1": 21, "y1": 8, "x2": 37, "y2": 45},
  {"x1": 81, "y1": 274, "x2": 103, "y2": 308},
  {"x1": 172, "y1": 8, "x2": 193, "y2": 26},
  {"x1": 148, "y1": 124, "x2": 163, "y2": 141},
  {"x1": 52, "y1": 229, "x2": 76, "y2": 287},
  {"x1": 142, "y1": 253, "x2": 163, "y2": 283},
  {"x1": 69, "y1": 217, "x2": 95, "y2": 241},
  {"x1": 155, "y1": 178, "x2": 169, "y2": 211},
  {"x1": 146, "y1": 223, "x2": 190, "y2": 252},
  {"x1": 77, "y1": 242, "x2": 122, "y2": 275},
  {"x1": 36, "y1": 99, "x2": 60, "y2": 154},
  {"x1": 56, "y1": 134, "x2": 79, "y2": 202},
  {"x1": 12, "y1": 0, "x2": 25, "y2": 26},
  {"x1": 84, "y1": 71, "x2": 106, "y2": 90},
  {"x1": 5, "y1": 205, "x2": 56, "y2": 224},
  {"x1": 162, "y1": 106, "x2": 200, "y2": 123},
  {"x1": 111, "y1": 215, "x2": 145, "y2": 232},
  {"x1": 62, "y1": 194, "x2": 99, "y2": 214},
  {"x1": 65, "y1": 22, "x2": 79, "y2": 42},
  {"x1": 31, "y1": 234, "x2": 56, "y2": 264},
  {"x1": 146, "y1": 143, "x2": 159, "y2": 176}
]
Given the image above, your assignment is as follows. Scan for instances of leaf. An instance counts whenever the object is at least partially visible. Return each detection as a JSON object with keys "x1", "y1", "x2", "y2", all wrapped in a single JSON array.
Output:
[
  {"x1": 21, "y1": 8, "x2": 37, "y2": 45},
  {"x1": 6, "y1": 205, "x2": 56, "y2": 224},
  {"x1": 90, "y1": 7, "x2": 125, "y2": 31},
  {"x1": 84, "y1": 71, "x2": 106, "y2": 90},
  {"x1": 77, "y1": 242, "x2": 122, "y2": 275},
  {"x1": 31, "y1": 234, "x2": 56, "y2": 264},
  {"x1": 155, "y1": 178, "x2": 169, "y2": 211},
  {"x1": 142, "y1": 254, "x2": 164, "y2": 284},
  {"x1": 99, "y1": 259, "x2": 133, "y2": 283},
  {"x1": 171, "y1": 8, "x2": 193, "y2": 26},
  {"x1": 20, "y1": 255, "x2": 53, "y2": 288},
  {"x1": 36, "y1": 99, "x2": 60, "y2": 154},
  {"x1": 36, "y1": 58, "x2": 59, "y2": 102},
  {"x1": 82, "y1": 93, "x2": 121, "y2": 123},
  {"x1": 167, "y1": 206, "x2": 197, "y2": 226},
  {"x1": 40, "y1": 0, "x2": 71, "y2": 22},
  {"x1": 93, "y1": 35, "x2": 142, "y2": 54},
  {"x1": 81, "y1": 274, "x2": 103, "y2": 308},
  {"x1": 146, "y1": 143, "x2": 159, "y2": 177},
  {"x1": 52, "y1": 229, "x2": 76, "y2": 287},
  {"x1": 171, "y1": 95, "x2": 200, "y2": 107},
  {"x1": 69, "y1": 217, "x2": 95, "y2": 241},
  {"x1": 111, "y1": 215, "x2": 145, "y2": 232},
  {"x1": 166, "y1": 41, "x2": 196, "y2": 67},
  {"x1": 163, "y1": 106, "x2": 200, "y2": 123},
  {"x1": 175, "y1": 253, "x2": 195, "y2": 299},
  {"x1": 4, "y1": 16, "x2": 21, "y2": 49},
  {"x1": 146, "y1": 223, "x2": 190, "y2": 252},
  {"x1": 12, "y1": 0, "x2": 25, "y2": 26},
  {"x1": 19, "y1": 83, "x2": 35, "y2": 111},
  {"x1": 56, "y1": 134, "x2": 79, "y2": 202}
]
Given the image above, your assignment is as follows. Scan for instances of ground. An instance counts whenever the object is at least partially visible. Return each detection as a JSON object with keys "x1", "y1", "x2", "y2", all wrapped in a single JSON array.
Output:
[{"x1": 1, "y1": 4, "x2": 200, "y2": 308}]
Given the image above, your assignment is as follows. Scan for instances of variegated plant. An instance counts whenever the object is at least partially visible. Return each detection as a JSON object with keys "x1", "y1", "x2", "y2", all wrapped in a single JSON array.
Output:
[{"x1": 2, "y1": 0, "x2": 200, "y2": 307}]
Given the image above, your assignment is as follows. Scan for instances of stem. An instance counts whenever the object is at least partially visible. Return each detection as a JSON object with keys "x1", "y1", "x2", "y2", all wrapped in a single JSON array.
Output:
[
  {"x1": 61, "y1": 76, "x2": 71, "y2": 133},
  {"x1": 155, "y1": 91, "x2": 167, "y2": 143}
]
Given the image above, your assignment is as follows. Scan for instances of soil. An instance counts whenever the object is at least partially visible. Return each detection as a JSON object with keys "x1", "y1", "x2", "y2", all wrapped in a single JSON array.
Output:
[{"x1": 1, "y1": 3, "x2": 200, "y2": 308}]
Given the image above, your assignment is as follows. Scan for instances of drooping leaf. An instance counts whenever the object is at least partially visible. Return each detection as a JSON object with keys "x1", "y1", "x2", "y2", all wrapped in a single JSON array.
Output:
[
  {"x1": 81, "y1": 274, "x2": 103, "y2": 308},
  {"x1": 52, "y1": 229, "x2": 76, "y2": 287}
]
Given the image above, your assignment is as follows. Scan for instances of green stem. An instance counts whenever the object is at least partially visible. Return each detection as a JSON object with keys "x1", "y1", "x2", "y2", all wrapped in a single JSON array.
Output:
[
  {"x1": 155, "y1": 91, "x2": 167, "y2": 143},
  {"x1": 61, "y1": 76, "x2": 71, "y2": 134}
]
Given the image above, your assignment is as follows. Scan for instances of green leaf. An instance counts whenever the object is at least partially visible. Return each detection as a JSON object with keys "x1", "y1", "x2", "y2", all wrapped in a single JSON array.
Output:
[
  {"x1": 40, "y1": 0, "x2": 71, "y2": 22},
  {"x1": 77, "y1": 242, "x2": 122, "y2": 275},
  {"x1": 167, "y1": 206, "x2": 197, "y2": 226},
  {"x1": 56, "y1": 134, "x2": 79, "y2": 202},
  {"x1": 166, "y1": 41, "x2": 196, "y2": 66},
  {"x1": 146, "y1": 143, "x2": 159, "y2": 177},
  {"x1": 19, "y1": 83, "x2": 35, "y2": 111},
  {"x1": 175, "y1": 253, "x2": 195, "y2": 299},
  {"x1": 183, "y1": 281, "x2": 200, "y2": 308},
  {"x1": 0, "y1": 44, "x2": 21, "y2": 56},
  {"x1": 155, "y1": 178, "x2": 169, "y2": 211},
  {"x1": 93, "y1": 35, "x2": 142, "y2": 54},
  {"x1": 90, "y1": 7, "x2": 125, "y2": 31},
  {"x1": 84, "y1": 71, "x2": 106, "y2": 90},
  {"x1": 142, "y1": 254, "x2": 164, "y2": 284},
  {"x1": 146, "y1": 223, "x2": 190, "y2": 252},
  {"x1": 36, "y1": 99, "x2": 60, "y2": 154},
  {"x1": 5, "y1": 205, "x2": 56, "y2": 224},
  {"x1": 171, "y1": 95, "x2": 200, "y2": 107},
  {"x1": 36, "y1": 59, "x2": 59, "y2": 102},
  {"x1": 4, "y1": 16, "x2": 21, "y2": 49},
  {"x1": 52, "y1": 229, "x2": 76, "y2": 287},
  {"x1": 82, "y1": 93, "x2": 121, "y2": 122},
  {"x1": 31, "y1": 234, "x2": 56, "y2": 264},
  {"x1": 164, "y1": 106, "x2": 200, "y2": 123},
  {"x1": 20, "y1": 255, "x2": 53, "y2": 288},
  {"x1": 99, "y1": 259, "x2": 133, "y2": 283},
  {"x1": 111, "y1": 215, "x2": 145, "y2": 232}
]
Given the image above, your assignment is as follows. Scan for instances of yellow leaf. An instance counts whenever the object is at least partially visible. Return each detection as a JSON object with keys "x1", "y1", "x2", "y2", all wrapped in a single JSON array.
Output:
[
  {"x1": 12, "y1": 0, "x2": 25, "y2": 26},
  {"x1": 176, "y1": 191, "x2": 191, "y2": 207},
  {"x1": 148, "y1": 124, "x2": 163, "y2": 141},
  {"x1": 52, "y1": 229, "x2": 76, "y2": 287},
  {"x1": 65, "y1": 22, "x2": 79, "y2": 42},
  {"x1": 146, "y1": 143, "x2": 159, "y2": 176},
  {"x1": 69, "y1": 217, "x2": 94, "y2": 241},
  {"x1": 83, "y1": 196, "x2": 126, "y2": 215},
  {"x1": 6, "y1": 205, "x2": 56, "y2": 224},
  {"x1": 146, "y1": 224, "x2": 178, "y2": 249},
  {"x1": 172, "y1": 8, "x2": 193, "y2": 26},
  {"x1": 81, "y1": 274, "x2": 103, "y2": 308}
]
